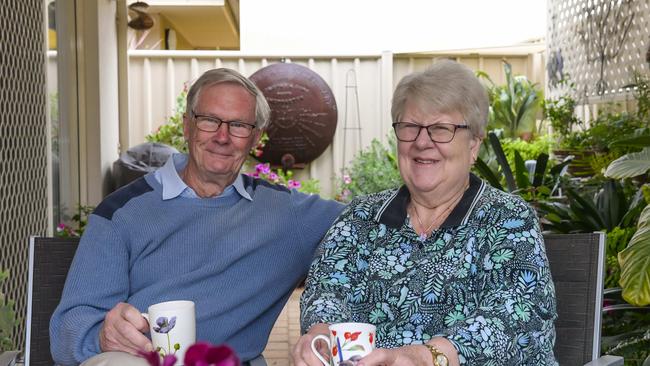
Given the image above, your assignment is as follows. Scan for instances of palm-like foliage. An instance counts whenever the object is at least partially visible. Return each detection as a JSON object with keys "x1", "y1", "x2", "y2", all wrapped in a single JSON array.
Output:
[
  {"x1": 474, "y1": 132, "x2": 569, "y2": 204},
  {"x1": 538, "y1": 180, "x2": 644, "y2": 234},
  {"x1": 477, "y1": 61, "x2": 543, "y2": 139}
]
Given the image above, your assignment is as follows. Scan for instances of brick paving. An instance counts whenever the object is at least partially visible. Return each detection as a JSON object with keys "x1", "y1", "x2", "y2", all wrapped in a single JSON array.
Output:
[{"x1": 262, "y1": 289, "x2": 303, "y2": 366}]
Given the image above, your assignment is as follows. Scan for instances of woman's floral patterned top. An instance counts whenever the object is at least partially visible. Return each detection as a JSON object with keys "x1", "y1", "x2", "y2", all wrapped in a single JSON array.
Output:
[{"x1": 301, "y1": 174, "x2": 558, "y2": 365}]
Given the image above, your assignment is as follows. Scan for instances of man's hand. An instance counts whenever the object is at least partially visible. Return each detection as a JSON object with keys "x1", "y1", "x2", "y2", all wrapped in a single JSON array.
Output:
[
  {"x1": 292, "y1": 323, "x2": 330, "y2": 366},
  {"x1": 99, "y1": 302, "x2": 152, "y2": 355}
]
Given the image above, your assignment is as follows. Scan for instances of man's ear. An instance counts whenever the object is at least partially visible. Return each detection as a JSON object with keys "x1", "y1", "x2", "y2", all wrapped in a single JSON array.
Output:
[
  {"x1": 183, "y1": 113, "x2": 191, "y2": 141},
  {"x1": 251, "y1": 128, "x2": 263, "y2": 146}
]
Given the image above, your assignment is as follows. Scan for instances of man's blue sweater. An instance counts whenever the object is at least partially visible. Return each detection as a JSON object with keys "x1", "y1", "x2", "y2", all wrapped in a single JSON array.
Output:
[{"x1": 50, "y1": 172, "x2": 343, "y2": 365}]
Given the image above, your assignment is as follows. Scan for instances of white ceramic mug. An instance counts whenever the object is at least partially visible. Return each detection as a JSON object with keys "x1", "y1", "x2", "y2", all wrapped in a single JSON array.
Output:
[
  {"x1": 310, "y1": 322, "x2": 376, "y2": 366},
  {"x1": 142, "y1": 300, "x2": 196, "y2": 365}
]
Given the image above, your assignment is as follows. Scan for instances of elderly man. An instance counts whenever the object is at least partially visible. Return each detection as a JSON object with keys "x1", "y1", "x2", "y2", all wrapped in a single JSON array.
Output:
[{"x1": 50, "y1": 68, "x2": 344, "y2": 366}]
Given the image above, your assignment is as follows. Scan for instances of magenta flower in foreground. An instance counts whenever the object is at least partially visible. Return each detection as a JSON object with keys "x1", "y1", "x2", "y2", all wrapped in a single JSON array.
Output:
[
  {"x1": 184, "y1": 342, "x2": 240, "y2": 366},
  {"x1": 140, "y1": 350, "x2": 176, "y2": 366},
  {"x1": 141, "y1": 342, "x2": 239, "y2": 366}
]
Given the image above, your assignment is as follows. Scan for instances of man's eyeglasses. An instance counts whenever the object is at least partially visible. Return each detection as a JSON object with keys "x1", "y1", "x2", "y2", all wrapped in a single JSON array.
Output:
[
  {"x1": 392, "y1": 122, "x2": 469, "y2": 143},
  {"x1": 193, "y1": 112, "x2": 257, "y2": 138}
]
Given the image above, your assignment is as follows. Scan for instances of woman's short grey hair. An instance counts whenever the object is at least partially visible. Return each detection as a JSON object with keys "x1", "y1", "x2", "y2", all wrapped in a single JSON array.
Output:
[
  {"x1": 186, "y1": 68, "x2": 271, "y2": 129},
  {"x1": 391, "y1": 59, "x2": 489, "y2": 138}
]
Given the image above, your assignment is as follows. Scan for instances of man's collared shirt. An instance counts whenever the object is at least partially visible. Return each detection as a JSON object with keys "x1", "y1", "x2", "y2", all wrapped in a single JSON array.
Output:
[{"x1": 154, "y1": 153, "x2": 252, "y2": 201}]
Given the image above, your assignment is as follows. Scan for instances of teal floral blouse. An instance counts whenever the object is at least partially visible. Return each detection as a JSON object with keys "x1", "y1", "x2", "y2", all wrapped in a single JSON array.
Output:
[{"x1": 301, "y1": 174, "x2": 557, "y2": 365}]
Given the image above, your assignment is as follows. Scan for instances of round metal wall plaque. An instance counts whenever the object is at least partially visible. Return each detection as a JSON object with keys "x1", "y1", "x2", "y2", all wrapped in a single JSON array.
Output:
[{"x1": 250, "y1": 63, "x2": 337, "y2": 167}]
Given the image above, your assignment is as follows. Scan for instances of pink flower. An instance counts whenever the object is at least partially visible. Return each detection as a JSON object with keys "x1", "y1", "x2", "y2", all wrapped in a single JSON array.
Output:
[
  {"x1": 255, "y1": 163, "x2": 271, "y2": 175},
  {"x1": 141, "y1": 343, "x2": 239, "y2": 366},
  {"x1": 288, "y1": 180, "x2": 301, "y2": 189},
  {"x1": 343, "y1": 175, "x2": 352, "y2": 185},
  {"x1": 139, "y1": 351, "x2": 177, "y2": 366},
  {"x1": 268, "y1": 172, "x2": 279, "y2": 182}
]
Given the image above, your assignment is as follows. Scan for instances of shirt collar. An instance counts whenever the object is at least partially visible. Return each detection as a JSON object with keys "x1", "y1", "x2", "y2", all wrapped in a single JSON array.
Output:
[
  {"x1": 155, "y1": 153, "x2": 252, "y2": 201},
  {"x1": 375, "y1": 173, "x2": 485, "y2": 229}
]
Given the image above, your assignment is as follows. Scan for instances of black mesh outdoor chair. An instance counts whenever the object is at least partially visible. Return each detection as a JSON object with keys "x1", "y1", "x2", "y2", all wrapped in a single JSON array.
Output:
[
  {"x1": 1, "y1": 237, "x2": 80, "y2": 366},
  {"x1": 544, "y1": 232, "x2": 623, "y2": 366}
]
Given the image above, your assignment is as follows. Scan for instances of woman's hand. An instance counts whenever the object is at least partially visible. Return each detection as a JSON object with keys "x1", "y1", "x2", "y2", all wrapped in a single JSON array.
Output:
[
  {"x1": 292, "y1": 323, "x2": 330, "y2": 366},
  {"x1": 358, "y1": 345, "x2": 431, "y2": 366},
  {"x1": 360, "y1": 338, "x2": 460, "y2": 366}
]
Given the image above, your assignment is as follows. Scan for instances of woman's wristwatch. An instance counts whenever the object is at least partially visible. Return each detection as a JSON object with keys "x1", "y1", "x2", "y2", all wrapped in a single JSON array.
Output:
[{"x1": 424, "y1": 344, "x2": 449, "y2": 366}]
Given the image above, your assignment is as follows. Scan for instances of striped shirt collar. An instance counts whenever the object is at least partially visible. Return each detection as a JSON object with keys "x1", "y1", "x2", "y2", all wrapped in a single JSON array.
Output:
[
  {"x1": 155, "y1": 153, "x2": 252, "y2": 201},
  {"x1": 374, "y1": 173, "x2": 485, "y2": 228}
]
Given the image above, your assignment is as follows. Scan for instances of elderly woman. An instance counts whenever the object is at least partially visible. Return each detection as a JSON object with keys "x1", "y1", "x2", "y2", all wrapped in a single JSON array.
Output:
[{"x1": 293, "y1": 60, "x2": 557, "y2": 366}]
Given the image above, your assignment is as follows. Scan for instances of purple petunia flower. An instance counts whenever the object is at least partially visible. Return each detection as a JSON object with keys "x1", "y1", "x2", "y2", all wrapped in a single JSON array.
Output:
[
  {"x1": 153, "y1": 316, "x2": 176, "y2": 334},
  {"x1": 255, "y1": 163, "x2": 271, "y2": 175}
]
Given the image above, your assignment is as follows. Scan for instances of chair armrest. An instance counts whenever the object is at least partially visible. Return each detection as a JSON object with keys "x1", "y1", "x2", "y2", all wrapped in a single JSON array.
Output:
[
  {"x1": 0, "y1": 351, "x2": 22, "y2": 366},
  {"x1": 584, "y1": 355, "x2": 624, "y2": 366}
]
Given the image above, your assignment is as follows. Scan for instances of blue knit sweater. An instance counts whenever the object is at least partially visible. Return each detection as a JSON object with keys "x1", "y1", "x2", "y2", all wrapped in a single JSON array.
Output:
[{"x1": 50, "y1": 173, "x2": 343, "y2": 365}]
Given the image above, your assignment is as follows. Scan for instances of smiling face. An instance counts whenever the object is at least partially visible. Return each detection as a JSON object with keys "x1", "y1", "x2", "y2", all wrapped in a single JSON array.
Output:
[
  {"x1": 183, "y1": 82, "x2": 261, "y2": 188},
  {"x1": 397, "y1": 100, "x2": 481, "y2": 201}
]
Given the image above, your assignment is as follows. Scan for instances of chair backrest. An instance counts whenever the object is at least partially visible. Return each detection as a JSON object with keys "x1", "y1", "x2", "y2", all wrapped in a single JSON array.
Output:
[
  {"x1": 544, "y1": 232, "x2": 605, "y2": 365},
  {"x1": 26, "y1": 236, "x2": 80, "y2": 366}
]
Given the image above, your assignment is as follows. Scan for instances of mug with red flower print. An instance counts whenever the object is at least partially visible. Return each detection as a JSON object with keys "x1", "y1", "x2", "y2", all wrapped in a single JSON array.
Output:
[{"x1": 310, "y1": 322, "x2": 376, "y2": 366}]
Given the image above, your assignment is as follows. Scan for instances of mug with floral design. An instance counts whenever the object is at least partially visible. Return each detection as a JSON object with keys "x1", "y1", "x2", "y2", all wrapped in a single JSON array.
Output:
[
  {"x1": 311, "y1": 322, "x2": 376, "y2": 366},
  {"x1": 142, "y1": 300, "x2": 196, "y2": 365}
]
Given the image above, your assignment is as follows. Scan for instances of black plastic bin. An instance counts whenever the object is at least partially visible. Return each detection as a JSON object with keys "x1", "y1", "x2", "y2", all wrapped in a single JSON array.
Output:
[{"x1": 112, "y1": 142, "x2": 179, "y2": 190}]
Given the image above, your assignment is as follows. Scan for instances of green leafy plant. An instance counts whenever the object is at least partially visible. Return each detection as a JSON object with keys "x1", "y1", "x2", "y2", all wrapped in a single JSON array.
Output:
[
  {"x1": 538, "y1": 179, "x2": 644, "y2": 234},
  {"x1": 605, "y1": 136, "x2": 650, "y2": 306},
  {"x1": 56, "y1": 205, "x2": 94, "y2": 238},
  {"x1": 500, "y1": 135, "x2": 554, "y2": 164},
  {"x1": 601, "y1": 287, "x2": 650, "y2": 364},
  {"x1": 477, "y1": 61, "x2": 543, "y2": 139},
  {"x1": 473, "y1": 132, "x2": 569, "y2": 205},
  {"x1": 0, "y1": 270, "x2": 16, "y2": 351},
  {"x1": 542, "y1": 79, "x2": 582, "y2": 139},
  {"x1": 334, "y1": 135, "x2": 402, "y2": 202},
  {"x1": 146, "y1": 87, "x2": 188, "y2": 153},
  {"x1": 632, "y1": 70, "x2": 650, "y2": 123},
  {"x1": 606, "y1": 227, "x2": 638, "y2": 288}
]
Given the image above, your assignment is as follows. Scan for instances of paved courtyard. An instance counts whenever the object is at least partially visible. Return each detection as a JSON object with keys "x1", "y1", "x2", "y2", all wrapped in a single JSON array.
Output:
[{"x1": 262, "y1": 289, "x2": 303, "y2": 366}]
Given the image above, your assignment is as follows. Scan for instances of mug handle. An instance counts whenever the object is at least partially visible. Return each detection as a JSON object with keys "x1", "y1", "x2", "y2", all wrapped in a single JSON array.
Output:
[
  {"x1": 141, "y1": 313, "x2": 150, "y2": 327},
  {"x1": 310, "y1": 334, "x2": 331, "y2": 366}
]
